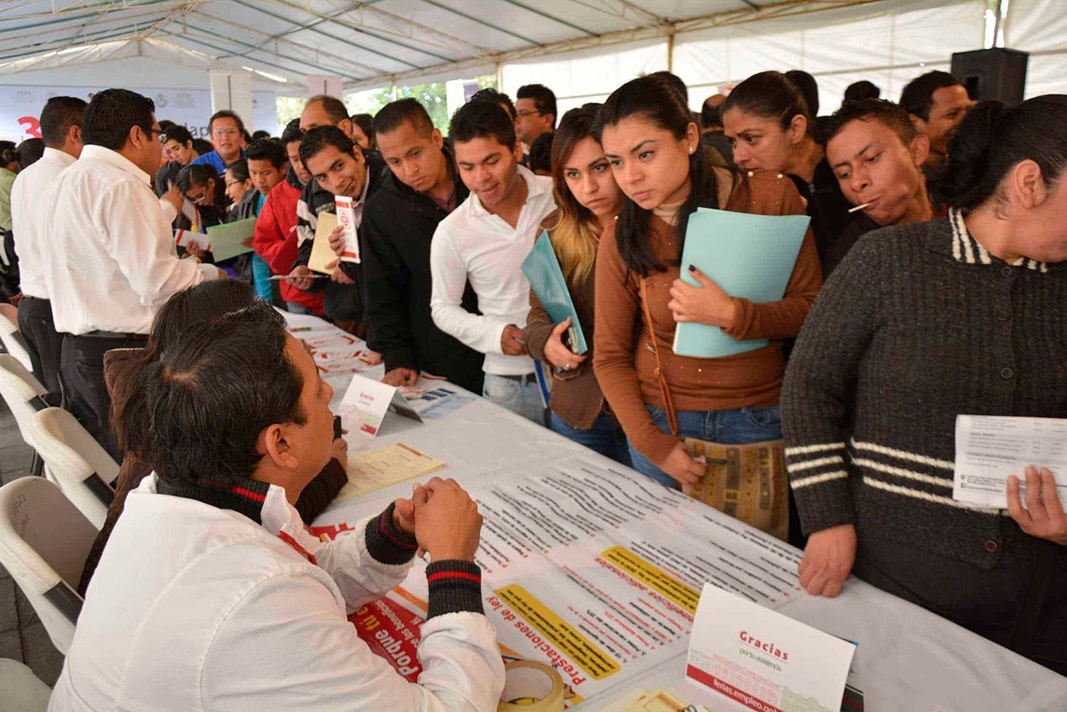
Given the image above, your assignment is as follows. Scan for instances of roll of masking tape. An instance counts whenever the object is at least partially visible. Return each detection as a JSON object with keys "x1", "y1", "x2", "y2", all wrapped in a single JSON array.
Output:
[{"x1": 497, "y1": 660, "x2": 566, "y2": 711}]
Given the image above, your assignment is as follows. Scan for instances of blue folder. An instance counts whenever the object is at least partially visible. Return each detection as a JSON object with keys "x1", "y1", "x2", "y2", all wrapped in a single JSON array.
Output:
[
  {"x1": 521, "y1": 232, "x2": 589, "y2": 355},
  {"x1": 673, "y1": 209, "x2": 810, "y2": 358}
]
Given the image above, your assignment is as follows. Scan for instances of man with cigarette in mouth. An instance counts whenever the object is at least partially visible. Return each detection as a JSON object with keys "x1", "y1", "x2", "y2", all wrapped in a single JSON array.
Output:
[{"x1": 823, "y1": 99, "x2": 935, "y2": 277}]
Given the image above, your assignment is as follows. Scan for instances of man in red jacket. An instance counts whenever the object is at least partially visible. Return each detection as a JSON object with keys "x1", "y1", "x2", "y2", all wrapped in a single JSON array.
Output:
[{"x1": 252, "y1": 119, "x2": 325, "y2": 315}]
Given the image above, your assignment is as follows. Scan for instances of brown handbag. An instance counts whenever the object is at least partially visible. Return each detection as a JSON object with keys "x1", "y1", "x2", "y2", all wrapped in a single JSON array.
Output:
[{"x1": 638, "y1": 278, "x2": 789, "y2": 541}]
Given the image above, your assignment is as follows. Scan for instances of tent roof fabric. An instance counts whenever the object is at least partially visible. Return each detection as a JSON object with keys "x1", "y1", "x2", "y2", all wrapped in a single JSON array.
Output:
[{"x1": 0, "y1": 0, "x2": 877, "y2": 90}]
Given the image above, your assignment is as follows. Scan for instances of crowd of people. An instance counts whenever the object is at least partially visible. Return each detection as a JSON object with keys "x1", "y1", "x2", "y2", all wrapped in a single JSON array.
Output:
[{"x1": 2, "y1": 66, "x2": 1066, "y2": 707}]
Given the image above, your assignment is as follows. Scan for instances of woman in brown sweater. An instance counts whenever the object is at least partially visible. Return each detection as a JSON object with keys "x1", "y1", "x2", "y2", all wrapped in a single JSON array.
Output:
[
  {"x1": 524, "y1": 105, "x2": 630, "y2": 465},
  {"x1": 77, "y1": 280, "x2": 349, "y2": 594},
  {"x1": 592, "y1": 75, "x2": 823, "y2": 488}
]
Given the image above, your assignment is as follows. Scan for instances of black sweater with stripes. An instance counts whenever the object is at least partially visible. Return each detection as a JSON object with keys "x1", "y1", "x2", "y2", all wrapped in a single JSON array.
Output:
[{"x1": 781, "y1": 210, "x2": 1067, "y2": 569}]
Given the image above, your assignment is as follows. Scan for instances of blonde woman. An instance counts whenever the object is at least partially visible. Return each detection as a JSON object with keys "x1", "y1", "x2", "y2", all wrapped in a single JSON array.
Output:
[{"x1": 524, "y1": 106, "x2": 630, "y2": 464}]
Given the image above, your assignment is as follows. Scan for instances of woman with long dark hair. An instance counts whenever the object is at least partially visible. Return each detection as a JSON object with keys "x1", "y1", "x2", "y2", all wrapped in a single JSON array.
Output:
[
  {"x1": 592, "y1": 75, "x2": 822, "y2": 496},
  {"x1": 523, "y1": 105, "x2": 629, "y2": 464},
  {"x1": 783, "y1": 97, "x2": 1067, "y2": 674},
  {"x1": 722, "y1": 71, "x2": 852, "y2": 272}
]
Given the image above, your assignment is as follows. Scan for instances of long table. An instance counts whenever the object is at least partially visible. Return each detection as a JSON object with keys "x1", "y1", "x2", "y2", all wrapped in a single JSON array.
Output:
[{"x1": 287, "y1": 312, "x2": 1067, "y2": 711}]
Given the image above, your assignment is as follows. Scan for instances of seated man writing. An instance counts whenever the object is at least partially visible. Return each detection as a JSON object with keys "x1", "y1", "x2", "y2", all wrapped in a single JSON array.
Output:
[{"x1": 50, "y1": 299, "x2": 504, "y2": 711}]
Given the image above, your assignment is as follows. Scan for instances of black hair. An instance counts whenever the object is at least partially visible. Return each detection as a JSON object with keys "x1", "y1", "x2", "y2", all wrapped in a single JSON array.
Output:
[
  {"x1": 81, "y1": 88, "x2": 156, "y2": 151},
  {"x1": 17, "y1": 138, "x2": 44, "y2": 169},
  {"x1": 208, "y1": 109, "x2": 246, "y2": 135},
  {"x1": 824, "y1": 98, "x2": 917, "y2": 146},
  {"x1": 245, "y1": 138, "x2": 287, "y2": 168},
  {"x1": 241, "y1": 130, "x2": 253, "y2": 145},
  {"x1": 593, "y1": 74, "x2": 722, "y2": 277},
  {"x1": 252, "y1": 130, "x2": 271, "y2": 141},
  {"x1": 784, "y1": 70, "x2": 820, "y2": 116},
  {"x1": 723, "y1": 71, "x2": 813, "y2": 136},
  {"x1": 176, "y1": 164, "x2": 224, "y2": 205},
  {"x1": 450, "y1": 99, "x2": 516, "y2": 149},
  {"x1": 226, "y1": 159, "x2": 250, "y2": 184},
  {"x1": 39, "y1": 96, "x2": 86, "y2": 147},
  {"x1": 163, "y1": 124, "x2": 194, "y2": 148},
  {"x1": 281, "y1": 117, "x2": 304, "y2": 145},
  {"x1": 121, "y1": 297, "x2": 306, "y2": 488},
  {"x1": 844, "y1": 80, "x2": 881, "y2": 104},
  {"x1": 374, "y1": 98, "x2": 435, "y2": 138},
  {"x1": 940, "y1": 95, "x2": 1067, "y2": 211},
  {"x1": 115, "y1": 279, "x2": 257, "y2": 453},
  {"x1": 299, "y1": 125, "x2": 356, "y2": 169},
  {"x1": 527, "y1": 133, "x2": 553, "y2": 174},
  {"x1": 306, "y1": 95, "x2": 350, "y2": 125},
  {"x1": 159, "y1": 119, "x2": 177, "y2": 132},
  {"x1": 700, "y1": 96, "x2": 725, "y2": 130},
  {"x1": 470, "y1": 88, "x2": 516, "y2": 121},
  {"x1": 193, "y1": 138, "x2": 213, "y2": 155},
  {"x1": 900, "y1": 71, "x2": 964, "y2": 122},
  {"x1": 516, "y1": 84, "x2": 558, "y2": 125},
  {"x1": 351, "y1": 113, "x2": 375, "y2": 148},
  {"x1": 647, "y1": 71, "x2": 688, "y2": 105}
]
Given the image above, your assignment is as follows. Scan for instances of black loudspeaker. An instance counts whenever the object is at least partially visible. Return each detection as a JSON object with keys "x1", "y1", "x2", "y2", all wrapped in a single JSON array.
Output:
[{"x1": 951, "y1": 48, "x2": 1029, "y2": 104}]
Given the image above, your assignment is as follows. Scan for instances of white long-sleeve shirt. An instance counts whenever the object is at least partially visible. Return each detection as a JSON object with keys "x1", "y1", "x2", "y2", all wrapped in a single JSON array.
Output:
[
  {"x1": 40, "y1": 145, "x2": 217, "y2": 335},
  {"x1": 10, "y1": 147, "x2": 76, "y2": 300},
  {"x1": 430, "y1": 166, "x2": 556, "y2": 376},
  {"x1": 49, "y1": 475, "x2": 504, "y2": 711}
]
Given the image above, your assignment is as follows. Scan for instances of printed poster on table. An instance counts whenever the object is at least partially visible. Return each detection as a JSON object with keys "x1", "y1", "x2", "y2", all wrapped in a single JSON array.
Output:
[{"x1": 311, "y1": 458, "x2": 808, "y2": 708}]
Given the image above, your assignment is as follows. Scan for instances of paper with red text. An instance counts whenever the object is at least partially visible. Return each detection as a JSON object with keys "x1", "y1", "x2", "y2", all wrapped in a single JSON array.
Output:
[
  {"x1": 685, "y1": 584, "x2": 855, "y2": 712},
  {"x1": 334, "y1": 195, "x2": 360, "y2": 263}
]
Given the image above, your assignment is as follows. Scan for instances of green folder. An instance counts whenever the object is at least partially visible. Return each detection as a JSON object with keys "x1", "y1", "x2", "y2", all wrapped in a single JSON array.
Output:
[
  {"x1": 521, "y1": 232, "x2": 589, "y2": 354},
  {"x1": 206, "y1": 217, "x2": 256, "y2": 262},
  {"x1": 673, "y1": 208, "x2": 810, "y2": 358}
]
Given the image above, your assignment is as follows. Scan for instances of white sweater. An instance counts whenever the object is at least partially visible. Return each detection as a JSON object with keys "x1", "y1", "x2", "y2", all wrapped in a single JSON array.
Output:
[{"x1": 49, "y1": 475, "x2": 504, "y2": 711}]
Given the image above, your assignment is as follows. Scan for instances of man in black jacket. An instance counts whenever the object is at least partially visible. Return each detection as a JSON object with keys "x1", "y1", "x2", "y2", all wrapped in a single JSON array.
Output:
[
  {"x1": 362, "y1": 99, "x2": 484, "y2": 394},
  {"x1": 290, "y1": 125, "x2": 388, "y2": 354}
]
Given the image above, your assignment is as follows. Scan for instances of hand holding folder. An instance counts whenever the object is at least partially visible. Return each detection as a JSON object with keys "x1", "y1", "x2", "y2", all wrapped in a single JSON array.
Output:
[
  {"x1": 521, "y1": 232, "x2": 589, "y2": 354},
  {"x1": 673, "y1": 209, "x2": 810, "y2": 358}
]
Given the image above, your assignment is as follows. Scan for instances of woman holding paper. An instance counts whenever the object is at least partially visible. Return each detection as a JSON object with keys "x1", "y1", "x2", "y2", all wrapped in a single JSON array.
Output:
[
  {"x1": 782, "y1": 97, "x2": 1067, "y2": 674},
  {"x1": 721, "y1": 71, "x2": 853, "y2": 274},
  {"x1": 523, "y1": 105, "x2": 631, "y2": 465},
  {"x1": 592, "y1": 75, "x2": 821, "y2": 495}
]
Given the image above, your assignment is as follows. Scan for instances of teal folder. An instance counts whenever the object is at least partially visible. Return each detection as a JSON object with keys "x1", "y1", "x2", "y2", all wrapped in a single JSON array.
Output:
[
  {"x1": 673, "y1": 209, "x2": 810, "y2": 358},
  {"x1": 206, "y1": 217, "x2": 256, "y2": 262},
  {"x1": 521, "y1": 232, "x2": 589, "y2": 355}
]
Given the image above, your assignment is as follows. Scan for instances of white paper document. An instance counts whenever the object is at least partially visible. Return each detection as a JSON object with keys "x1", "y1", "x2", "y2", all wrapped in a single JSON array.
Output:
[
  {"x1": 334, "y1": 195, "x2": 360, "y2": 264},
  {"x1": 954, "y1": 415, "x2": 1067, "y2": 509},
  {"x1": 685, "y1": 584, "x2": 855, "y2": 712},
  {"x1": 337, "y1": 373, "x2": 423, "y2": 437}
]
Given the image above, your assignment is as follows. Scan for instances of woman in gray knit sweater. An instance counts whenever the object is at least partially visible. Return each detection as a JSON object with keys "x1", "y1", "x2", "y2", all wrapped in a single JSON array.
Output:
[{"x1": 782, "y1": 96, "x2": 1067, "y2": 674}]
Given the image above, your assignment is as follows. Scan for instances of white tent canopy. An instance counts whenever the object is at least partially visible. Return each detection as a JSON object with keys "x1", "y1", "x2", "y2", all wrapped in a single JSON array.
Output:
[{"x1": 0, "y1": 0, "x2": 1062, "y2": 133}]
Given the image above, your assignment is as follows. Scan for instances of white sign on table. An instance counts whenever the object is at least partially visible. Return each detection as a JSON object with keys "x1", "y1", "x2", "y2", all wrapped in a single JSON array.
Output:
[
  {"x1": 337, "y1": 373, "x2": 423, "y2": 437},
  {"x1": 685, "y1": 584, "x2": 855, "y2": 712},
  {"x1": 954, "y1": 415, "x2": 1067, "y2": 509}
]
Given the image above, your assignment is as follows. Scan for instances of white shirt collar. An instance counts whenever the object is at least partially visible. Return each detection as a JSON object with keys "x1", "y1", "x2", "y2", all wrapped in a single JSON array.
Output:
[
  {"x1": 468, "y1": 164, "x2": 546, "y2": 219},
  {"x1": 80, "y1": 144, "x2": 152, "y2": 185},
  {"x1": 41, "y1": 146, "x2": 77, "y2": 167}
]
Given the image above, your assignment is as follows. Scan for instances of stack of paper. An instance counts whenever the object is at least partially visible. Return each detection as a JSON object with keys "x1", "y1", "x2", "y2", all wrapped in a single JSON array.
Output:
[
  {"x1": 309, "y1": 212, "x2": 340, "y2": 274},
  {"x1": 334, "y1": 442, "x2": 445, "y2": 503}
]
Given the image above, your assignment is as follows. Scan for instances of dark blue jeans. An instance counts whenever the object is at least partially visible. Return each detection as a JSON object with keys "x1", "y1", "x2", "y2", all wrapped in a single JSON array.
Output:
[
  {"x1": 549, "y1": 412, "x2": 632, "y2": 467},
  {"x1": 629, "y1": 404, "x2": 783, "y2": 488}
]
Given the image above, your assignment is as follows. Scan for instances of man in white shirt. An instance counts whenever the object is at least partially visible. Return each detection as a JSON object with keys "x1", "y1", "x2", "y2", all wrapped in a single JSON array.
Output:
[
  {"x1": 50, "y1": 298, "x2": 503, "y2": 711},
  {"x1": 11, "y1": 96, "x2": 86, "y2": 396},
  {"x1": 430, "y1": 100, "x2": 556, "y2": 423},
  {"x1": 40, "y1": 88, "x2": 220, "y2": 457}
]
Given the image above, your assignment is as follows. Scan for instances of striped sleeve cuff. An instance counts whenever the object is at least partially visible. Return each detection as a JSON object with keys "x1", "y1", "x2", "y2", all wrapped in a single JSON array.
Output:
[
  {"x1": 426, "y1": 560, "x2": 484, "y2": 619},
  {"x1": 364, "y1": 503, "x2": 419, "y2": 566},
  {"x1": 786, "y1": 442, "x2": 856, "y2": 535}
]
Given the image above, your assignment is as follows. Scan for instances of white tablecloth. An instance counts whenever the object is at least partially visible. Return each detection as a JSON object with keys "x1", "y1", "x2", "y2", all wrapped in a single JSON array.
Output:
[{"x1": 288, "y1": 312, "x2": 1067, "y2": 711}]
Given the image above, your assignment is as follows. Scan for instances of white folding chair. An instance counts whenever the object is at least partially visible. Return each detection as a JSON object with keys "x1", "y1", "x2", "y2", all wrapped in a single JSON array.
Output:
[
  {"x1": 0, "y1": 354, "x2": 50, "y2": 478},
  {"x1": 0, "y1": 309, "x2": 33, "y2": 373},
  {"x1": 0, "y1": 476, "x2": 97, "y2": 654},
  {"x1": 0, "y1": 659, "x2": 52, "y2": 711},
  {"x1": 25, "y1": 408, "x2": 117, "y2": 529}
]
